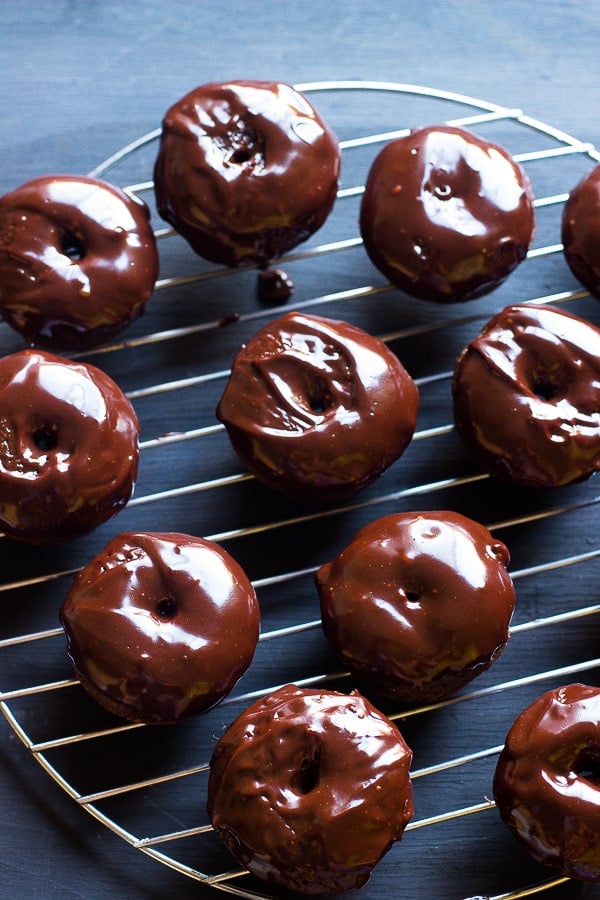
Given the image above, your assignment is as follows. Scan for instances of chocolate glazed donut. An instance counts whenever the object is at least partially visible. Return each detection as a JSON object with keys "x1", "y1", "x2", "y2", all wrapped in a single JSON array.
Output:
[
  {"x1": 216, "y1": 311, "x2": 419, "y2": 502},
  {"x1": 562, "y1": 163, "x2": 600, "y2": 300},
  {"x1": 60, "y1": 532, "x2": 260, "y2": 725},
  {"x1": 0, "y1": 349, "x2": 139, "y2": 544},
  {"x1": 452, "y1": 304, "x2": 600, "y2": 487},
  {"x1": 493, "y1": 684, "x2": 600, "y2": 881},
  {"x1": 316, "y1": 510, "x2": 515, "y2": 704},
  {"x1": 0, "y1": 175, "x2": 158, "y2": 351},
  {"x1": 359, "y1": 125, "x2": 535, "y2": 303},
  {"x1": 207, "y1": 684, "x2": 414, "y2": 895},
  {"x1": 154, "y1": 80, "x2": 341, "y2": 269}
]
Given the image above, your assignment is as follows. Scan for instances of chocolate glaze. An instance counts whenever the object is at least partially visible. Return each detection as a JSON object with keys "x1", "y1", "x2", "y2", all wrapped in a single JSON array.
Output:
[
  {"x1": 316, "y1": 510, "x2": 515, "y2": 704},
  {"x1": 452, "y1": 304, "x2": 600, "y2": 487},
  {"x1": 0, "y1": 175, "x2": 158, "y2": 351},
  {"x1": 562, "y1": 163, "x2": 600, "y2": 300},
  {"x1": 216, "y1": 311, "x2": 419, "y2": 502},
  {"x1": 60, "y1": 532, "x2": 260, "y2": 725},
  {"x1": 153, "y1": 80, "x2": 340, "y2": 268},
  {"x1": 257, "y1": 266, "x2": 294, "y2": 304},
  {"x1": 207, "y1": 684, "x2": 414, "y2": 895},
  {"x1": 0, "y1": 349, "x2": 139, "y2": 543},
  {"x1": 493, "y1": 683, "x2": 600, "y2": 881},
  {"x1": 359, "y1": 125, "x2": 535, "y2": 303}
]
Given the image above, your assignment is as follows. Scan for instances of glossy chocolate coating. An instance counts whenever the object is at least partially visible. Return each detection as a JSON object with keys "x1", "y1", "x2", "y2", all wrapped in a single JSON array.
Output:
[
  {"x1": 0, "y1": 349, "x2": 139, "y2": 544},
  {"x1": 452, "y1": 304, "x2": 600, "y2": 487},
  {"x1": 562, "y1": 164, "x2": 600, "y2": 299},
  {"x1": 359, "y1": 125, "x2": 535, "y2": 303},
  {"x1": 316, "y1": 510, "x2": 515, "y2": 704},
  {"x1": 60, "y1": 532, "x2": 260, "y2": 725},
  {"x1": 493, "y1": 683, "x2": 600, "y2": 880},
  {"x1": 0, "y1": 175, "x2": 158, "y2": 351},
  {"x1": 216, "y1": 311, "x2": 419, "y2": 502},
  {"x1": 153, "y1": 80, "x2": 340, "y2": 267},
  {"x1": 257, "y1": 266, "x2": 294, "y2": 304},
  {"x1": 207, "y1": 684, "x2": 414, "y2": 895}
]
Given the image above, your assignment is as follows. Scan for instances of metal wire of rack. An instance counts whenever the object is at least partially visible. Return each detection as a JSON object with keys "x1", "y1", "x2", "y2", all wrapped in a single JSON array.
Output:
[{"x1": 1, "y1": 82, "x2": 600, "y2": 900}]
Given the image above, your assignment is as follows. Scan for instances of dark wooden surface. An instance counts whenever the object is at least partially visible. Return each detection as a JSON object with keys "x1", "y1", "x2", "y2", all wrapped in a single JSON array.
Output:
[{"x1": 2, "y1": 2, "x2": 600, "y2": 898}]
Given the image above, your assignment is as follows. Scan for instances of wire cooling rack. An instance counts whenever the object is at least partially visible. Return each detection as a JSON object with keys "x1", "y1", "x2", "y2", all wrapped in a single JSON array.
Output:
[{"x1": 1, "y1": 82, "x2": 600, "y2": 900}]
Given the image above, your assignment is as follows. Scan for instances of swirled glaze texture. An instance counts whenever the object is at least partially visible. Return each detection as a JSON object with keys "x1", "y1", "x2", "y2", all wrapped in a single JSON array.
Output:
[
  {"x1": 60, "y1": 532, "x2": 259, "y2": 725},
  {"x1": 562, "y1": 163, "x2": 600, "y2": 300},
  {"x1": 316, "y1": 510, "x2": 515, "y2": 703},
  {"x1": 207, "y1": 684, "x2": 414, "y2": 895},
  {"x1": 359, "y1": 125, "x2": 535, "y2": 302},
  {"x1": 0, "y1": 175, "x2": 158, "y2": 350},
  {"x1": 0, "y1": 349, "x2": 139, "y2": 543},
  {"x1": 154, "y1": 80, "x2": 340, "y2": 267},
  {"x1": 493, "y1": 683, "x2": 600, "y2": 881},
  {"x1": 452, "y1": 304, "x2": 600, "y2": 487},
  {"x1": 216, "y1": 311, "x2": 419, "y2": 502}
]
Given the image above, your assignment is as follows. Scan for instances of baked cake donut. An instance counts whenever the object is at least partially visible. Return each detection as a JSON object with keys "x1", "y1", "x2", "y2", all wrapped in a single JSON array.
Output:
[
  {"x1": 562, "y1": 163, "x2": 600, "y2": 299},
  {"x1": 0, "y1": 174, "x2": 158, "y2": 350},
  {"x1": 0, "y1": 349, "x2": 139, "y2": 544},
  {"x1": 315, "y1": 510, "x2": 515, "y2": 704},
  {"x1": 359, "y1": 125, "x2": 535, "y2": 303},
  {"x1": 60, "y1": 532, "x2": 260, "y2": 725},
  {"x1": 207, "y1": 684, "x2": 414, "y2": 894},
  {"x1": 452, "y1": 303, "x2": 600, "y2": 487},
  {"x1": 493, "y1": 683, "x2": 600, "y2": 881},
  {"x1": 153, "y1": 80, "x2": 340, "y2": 269},
  {"x1": 216, "y1": 311, "x2": 419, "y2": 502}
]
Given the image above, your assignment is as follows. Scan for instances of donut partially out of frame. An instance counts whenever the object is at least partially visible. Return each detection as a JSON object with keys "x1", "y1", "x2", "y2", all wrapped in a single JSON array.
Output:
[
  {"x1": 0, "y1": 174, "x2": 158, "y2": 351},
  {"x1": 452, "y1": 303, "x2": 600, "y2": 487},
  {"x1": 494, "y1": 683, "x2": 600, "y2": 881},
  {"x1": 0, "y1": 348, "x2": 139, "y2": 543},
  {"x1": 562, "y1": 163, "x2": 600, "y2": 300}
]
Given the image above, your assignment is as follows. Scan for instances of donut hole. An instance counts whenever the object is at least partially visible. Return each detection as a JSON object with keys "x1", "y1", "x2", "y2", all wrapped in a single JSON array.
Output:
[
  {"x1": 155, "y1": 597, "x2": 178, "y2": 621},
  {"x1": 573, "y1": 747, "x2": 600, "y2": 786},
  {"x1": 401, "y1": 579, "x2": 424, "y2": 607},
  {"x1": 227, "y1": 126, "x2": 264, "y2": 170},
  {"x1": 425, "y1": 167, "x2": 457, "y2": 202},
  {"x1": 532, "y1": 377, "x2": 560, "y2": 401},
  {"x1": 307, "y1": 377, "x2": 332, "y2": 415},
  {"x1": 528, "y1": 361, "x2": 568, "y2": 402},
  {"x1": 309, "y1": 393, "x2": 328, "y2": 414},
  {"x1": 294, "y1": 746, "x2": 321, "y2": 795},
  {"x1": 231, "y1": 148, "x2": 252, "y2": 165},
  {"x1": 59, "y1": 229, "x2": 86, "y2": 261},
  {"x1": 433, "y1": 182, "x2": 452, "y2": 200},
  {"x1": 32, "y1": 424, "x2": 59, "y2": 452}
]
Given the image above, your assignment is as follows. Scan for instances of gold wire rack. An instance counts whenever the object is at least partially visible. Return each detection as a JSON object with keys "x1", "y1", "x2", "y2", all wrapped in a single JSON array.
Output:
[{"x1": 1, "y1": 82, "x2": 600, "y2": 899}]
